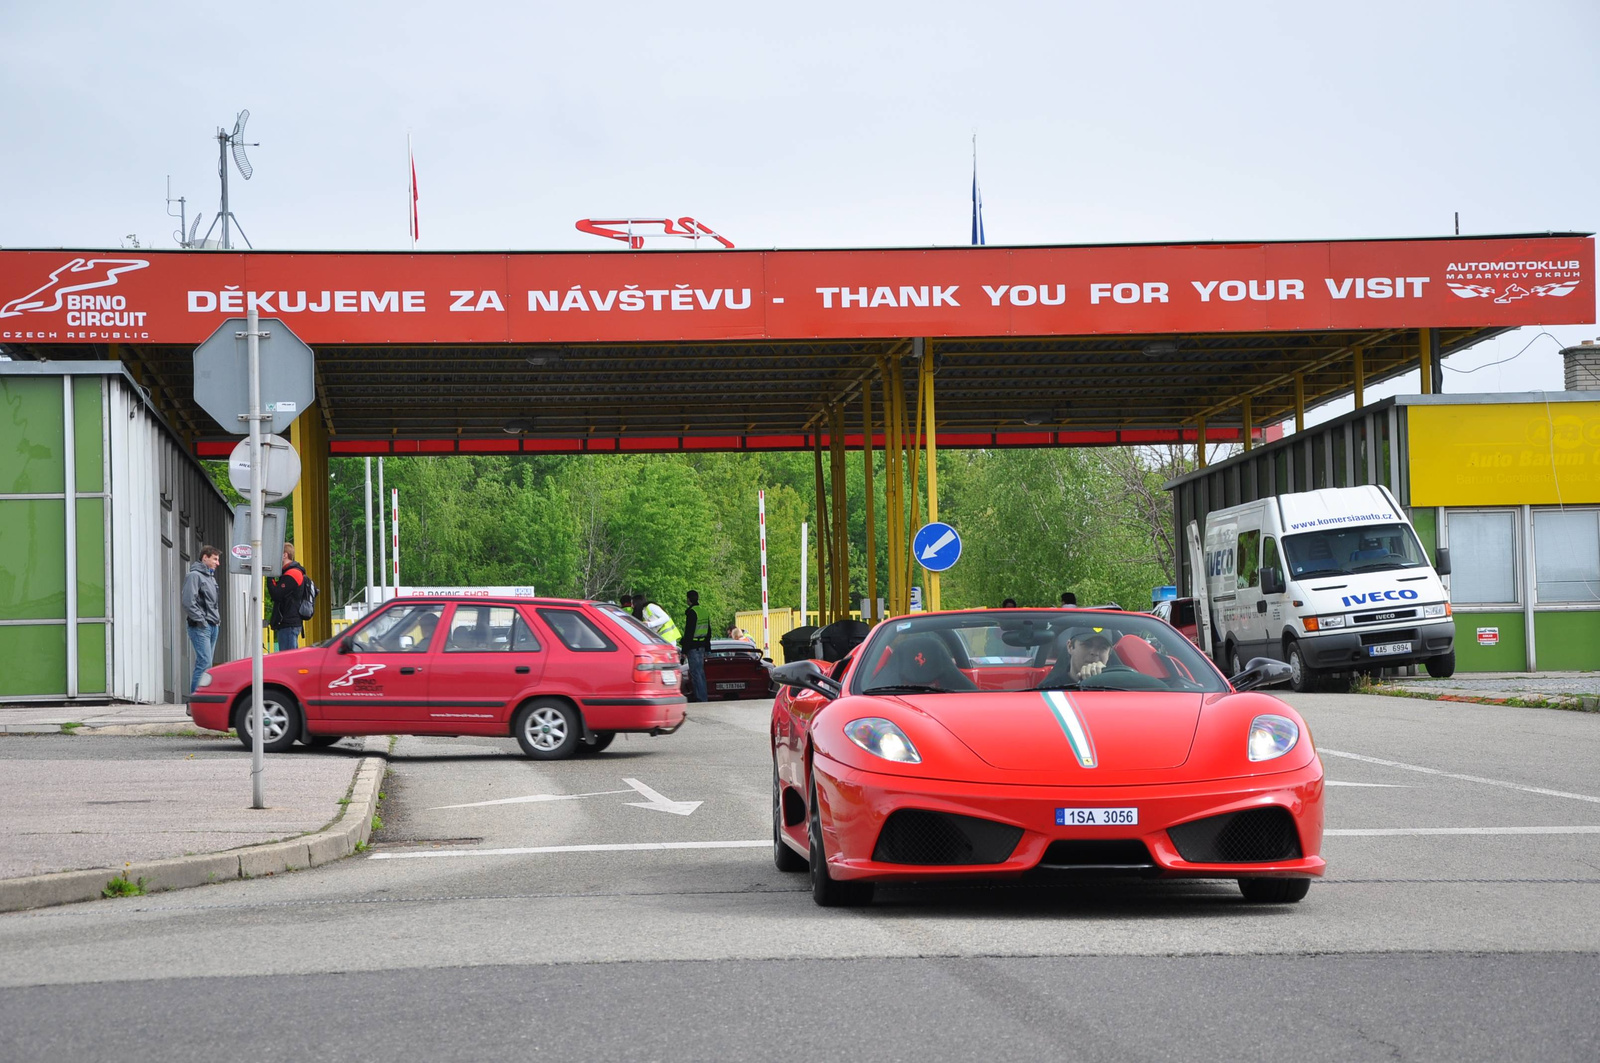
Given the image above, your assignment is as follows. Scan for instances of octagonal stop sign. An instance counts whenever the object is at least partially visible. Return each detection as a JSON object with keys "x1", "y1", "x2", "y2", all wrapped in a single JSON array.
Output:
[{"x1": 192, "y1": 318, "x2": 316, "y2": 435}]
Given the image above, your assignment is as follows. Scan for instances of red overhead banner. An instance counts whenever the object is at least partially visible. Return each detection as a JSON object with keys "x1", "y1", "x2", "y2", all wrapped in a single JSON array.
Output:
[{"x1": 0, "y1": 236, "x2": 1590, "y2": 345}]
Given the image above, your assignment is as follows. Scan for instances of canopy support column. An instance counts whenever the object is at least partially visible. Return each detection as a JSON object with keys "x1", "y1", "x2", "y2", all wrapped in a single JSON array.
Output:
[
  {"x1": 880, "y1": 359, "x2": 905, "y2": 617},
  {"x1": 1353, "y1": 346, "x2": 1366, "y2": 408},
  {"x1": 921, "y1": 340, "x2": 941, "y2": 612},
  {"x1": 1294, "y1": 372, "x2": 1306, "y2": 434},
  {"x1": 903, "y1": 342, "x2": 926, "y2": 613},
  {"x1": 1241, "y1": 395, "x2": 1253, "y2": 452},
  {"x1": 829, "y1": 404, "x2": 849, "y2": 621},
  {"x1": 1196, "y1": 416, "x2": 1207, "y2": 468},
  {"x1": 289, "y1": 410, "x2": 331, "y2": 644},
  {"x1": 1419, "y1": 328, "x2": 1437, "y2": 395},
  {"x1": 812, "y1": 428, "x2": 829, "y2": 626},
  {"x1": 862, "y1": 382, "x2": 876, "y2": 623}
]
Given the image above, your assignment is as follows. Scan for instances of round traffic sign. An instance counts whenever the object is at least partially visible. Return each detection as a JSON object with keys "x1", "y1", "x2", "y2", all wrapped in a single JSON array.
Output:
[
  {"x1": 228, "y1": 434, "x2": 302, "y2": 501},
  {"x1": 913, "y1": 521, "x2": 962, "y2": 572}
]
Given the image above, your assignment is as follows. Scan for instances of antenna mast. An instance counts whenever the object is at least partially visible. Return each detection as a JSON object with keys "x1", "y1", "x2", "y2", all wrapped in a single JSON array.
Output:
[{"x1": 199, "y1": 109, "x2": 259, "y2": 250}]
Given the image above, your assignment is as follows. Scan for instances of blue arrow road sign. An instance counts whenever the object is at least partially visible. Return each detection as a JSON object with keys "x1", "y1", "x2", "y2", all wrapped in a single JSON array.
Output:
[{"x1": 913, "y1": 522, "x2": 962, "y2": 572}]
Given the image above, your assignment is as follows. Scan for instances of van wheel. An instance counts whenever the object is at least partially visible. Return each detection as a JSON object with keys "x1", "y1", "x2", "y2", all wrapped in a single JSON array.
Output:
[
  {"x1": 234, "y1": 692, "x2": 300, "y2": 754},
  {"x1": 513, "y1": 700, "x2": 581, "y2": 760},
  {"x1": 1228, "y1": 645, "x2": 1244, "y2": 678},
  {"x1": 1286, "y1": 641, "x2": 1321, "y2": 693},
  {"x1": 1424, "y1": 651, "x2": 1457, "y2": 679}
]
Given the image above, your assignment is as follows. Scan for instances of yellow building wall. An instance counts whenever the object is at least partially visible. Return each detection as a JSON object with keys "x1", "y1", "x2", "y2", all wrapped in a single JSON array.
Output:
[{"x1": 1408, "y1": 402, "x2": 1600, "y2": 506}]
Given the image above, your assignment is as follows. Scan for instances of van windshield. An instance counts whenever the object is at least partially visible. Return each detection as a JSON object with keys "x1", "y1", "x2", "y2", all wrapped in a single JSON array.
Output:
[{"x1": 1282, "y1": 522, "x2": 1430, "y2": 578}]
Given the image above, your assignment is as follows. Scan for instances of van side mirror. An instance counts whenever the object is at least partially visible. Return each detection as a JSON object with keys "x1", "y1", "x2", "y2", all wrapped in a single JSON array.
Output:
[
  {"x1": 1261, "y1": 567, "x2": 1286, "y2": 596},
  {"x1": 771, "y1": 659, "x2": 842, "y2": 701},
  {"x1": 1230, "y1": 657, "x2": 1292, "y2": 691},
  {"x1": 1434, "y1": 547, "x2": 1451, "y2": 576}
]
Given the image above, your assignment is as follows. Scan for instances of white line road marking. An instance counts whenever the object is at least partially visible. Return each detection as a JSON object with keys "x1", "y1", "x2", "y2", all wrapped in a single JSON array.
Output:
[
  {"x1": 1320, "y1": 748, "x2": 1600, "y2": 804},
  {"x1": 429, "y1": 790, "x2": 632, "y2": 811},
  {"x1": 623, "y1": 777, "x2": 702, "y2": 816},
  {"x1": 1325, "y1": 781, "x2": 1411, "y2": 788},
  {"x1": 1327, "y1": 826, "x2": 1600, "y2": 837},
  {"x1": 369, "y1": 840, "x2": 767, "y2": 860}
]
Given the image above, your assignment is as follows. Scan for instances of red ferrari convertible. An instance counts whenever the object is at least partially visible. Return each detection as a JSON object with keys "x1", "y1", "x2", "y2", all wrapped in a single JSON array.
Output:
[{"x1": 770, "y1": 608, "x2": 1323, "y2": 906}]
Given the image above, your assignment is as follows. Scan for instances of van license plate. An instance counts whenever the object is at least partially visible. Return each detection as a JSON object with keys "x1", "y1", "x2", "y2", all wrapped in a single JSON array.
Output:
[
  {"x1": 1368, "y1": 642, "x2": 1411, "y2": 656},
  {"x1": 1056, "y1": 807, "x2": 1138, "y2": 826}
]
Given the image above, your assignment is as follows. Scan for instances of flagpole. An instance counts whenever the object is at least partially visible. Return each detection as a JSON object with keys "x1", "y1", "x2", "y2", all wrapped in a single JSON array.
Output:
[{"x1": 407, "y1": 132, "x2": 415, "y2": 251}]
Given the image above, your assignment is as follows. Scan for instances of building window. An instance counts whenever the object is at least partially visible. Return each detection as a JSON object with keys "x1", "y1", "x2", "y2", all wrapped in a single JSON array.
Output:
[
  {"x1": 1533, "y1": 509, "x2": 1600, "y2": 604},
  {"x1": 1445, "y1": 510, "x2": 1519, "y2": 605}
]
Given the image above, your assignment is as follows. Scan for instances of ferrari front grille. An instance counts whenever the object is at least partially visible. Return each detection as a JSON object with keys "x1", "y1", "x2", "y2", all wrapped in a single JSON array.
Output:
[
  {"x1": 872, "y1": 809, "x2": 1024, "y2": 866},
  {"x1": 1167, "y1": 807, "x2": 1302, "y2": 864},
  {"x1": 1037, "y1": 839, "x2": 1155, "y2": 869}
]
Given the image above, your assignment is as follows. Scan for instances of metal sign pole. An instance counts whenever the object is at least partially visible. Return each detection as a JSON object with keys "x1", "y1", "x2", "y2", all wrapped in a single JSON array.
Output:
[
  {"x1": 364, "y1": 458, "x2": 374, "y2": 610},
  {"x1": 244, "y1": 306, "x2": 266, "y2": 808},
  {"x1": 758, "y1": 490, "x2": 770, "y2": 656}
]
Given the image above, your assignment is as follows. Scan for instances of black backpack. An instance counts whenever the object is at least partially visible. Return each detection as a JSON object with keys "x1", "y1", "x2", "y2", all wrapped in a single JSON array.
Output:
[{"x1": 297, "y1": 574, "x2": 317, "y2": 620}]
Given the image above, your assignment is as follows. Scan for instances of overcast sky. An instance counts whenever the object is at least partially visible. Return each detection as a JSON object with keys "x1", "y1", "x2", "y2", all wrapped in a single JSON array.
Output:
[{"x1": 2, "y1": 1, "x2": 1595, "y2": 413}]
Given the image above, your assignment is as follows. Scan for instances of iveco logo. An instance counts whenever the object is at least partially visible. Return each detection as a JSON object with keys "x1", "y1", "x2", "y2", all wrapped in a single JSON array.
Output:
[{"x1": 1375, "y1": 612, "x2": 1398, "y2": 621}]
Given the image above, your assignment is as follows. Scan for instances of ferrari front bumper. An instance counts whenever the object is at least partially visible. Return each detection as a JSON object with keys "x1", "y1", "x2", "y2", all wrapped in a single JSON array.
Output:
[{"x1": 809, "y1": 753, "x2": 1325, "y2": 883}]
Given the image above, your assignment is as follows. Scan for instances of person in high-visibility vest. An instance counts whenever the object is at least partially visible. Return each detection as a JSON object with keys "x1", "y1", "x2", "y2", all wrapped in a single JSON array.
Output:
[{"x1": 637, "y1": 595, "x2": 682, "y2": 645}]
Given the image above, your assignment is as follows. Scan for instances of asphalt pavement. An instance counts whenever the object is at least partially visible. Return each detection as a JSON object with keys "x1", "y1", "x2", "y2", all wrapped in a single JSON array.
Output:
[{"x1": 2, "y1": 692, "x2": 1597, "y2": 1062}]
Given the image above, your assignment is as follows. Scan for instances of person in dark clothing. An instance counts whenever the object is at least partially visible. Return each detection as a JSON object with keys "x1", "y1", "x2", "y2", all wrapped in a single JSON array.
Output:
[
  {"x1": 267, "y1": 543, "x2": 308, "y2": 651},
  {"x1": 682, "y1": 590, "x2": 712, "y2": 703},
  {"x1": 1001, "y1": 598, "x2": 1018, "y2": 608},
  {"x1": 182, "y1": 546, "x2": 222, "y2": 695}
]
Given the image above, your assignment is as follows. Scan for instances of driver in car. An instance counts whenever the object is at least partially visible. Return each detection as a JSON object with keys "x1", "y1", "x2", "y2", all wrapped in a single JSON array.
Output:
[{"x1": 1062, "y1": 625, "x2": 1114, "y2": 680}]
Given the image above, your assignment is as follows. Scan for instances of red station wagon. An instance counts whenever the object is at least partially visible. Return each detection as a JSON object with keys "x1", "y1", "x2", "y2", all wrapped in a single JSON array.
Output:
[{"x1": 189, "y1": 597, "x2": 686, "y2": 759}]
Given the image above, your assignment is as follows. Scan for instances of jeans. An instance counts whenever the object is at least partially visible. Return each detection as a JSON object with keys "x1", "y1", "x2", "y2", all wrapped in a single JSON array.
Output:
[
  {"x1": 686, "y1": 646, "x2": 708, "y2": 702},
  {"x1": 275, "y1": 627, "x2": 300, "y2": 651},
  {"x1": 187, "y1": 622, "x2": 217, "y2": 695}
]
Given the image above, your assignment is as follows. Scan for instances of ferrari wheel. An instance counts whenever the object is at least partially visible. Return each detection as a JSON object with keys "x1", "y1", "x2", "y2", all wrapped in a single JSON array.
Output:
[
  {"x1": 574, "y1": 731, "x2": 615, "y2": 756},
  {"x1": 1286, "y1": 641, "x2": 1321, "y2": 694},
  {"x1": 773, "y1": 764, "x2": 807, "y2": 872},
  {"x1": 808, "y1": 774, "x2": 873, "y2": 907},
  {"x1": 1238, "y1": 877, "x2": 1311, "y2": 903}
]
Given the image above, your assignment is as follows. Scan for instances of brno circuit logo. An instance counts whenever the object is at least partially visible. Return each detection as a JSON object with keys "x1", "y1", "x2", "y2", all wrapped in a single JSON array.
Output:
[
  {"x1": 0, "y1": 257, "x2": 149, "y2": 318},
  {"x1": 329, "y1": 663, "x2": 387, "y2": 689},
  {"x1": 1446, "y1": 280, "x2": 1582, "y2": 304}
]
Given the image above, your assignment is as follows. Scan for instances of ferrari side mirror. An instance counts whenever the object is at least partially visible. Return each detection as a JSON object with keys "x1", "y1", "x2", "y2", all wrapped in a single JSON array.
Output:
[
  {"x1": 771, "y1": 659, "x2": 842, "y2": 701},
  {"x1": 1230, "y1": 657, "x2": 1292, "y2": 691}
]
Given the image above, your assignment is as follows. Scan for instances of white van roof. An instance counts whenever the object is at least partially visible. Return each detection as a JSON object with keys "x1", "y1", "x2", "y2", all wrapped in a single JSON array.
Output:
[{"x1": 1277, "y1": 486, "x2": 1403, "y2": 533}]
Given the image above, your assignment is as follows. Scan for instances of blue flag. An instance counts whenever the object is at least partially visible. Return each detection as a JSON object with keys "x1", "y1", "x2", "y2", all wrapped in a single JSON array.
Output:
[{"x1": 971, "y1": 137, "x2": 986, "y2": 246}]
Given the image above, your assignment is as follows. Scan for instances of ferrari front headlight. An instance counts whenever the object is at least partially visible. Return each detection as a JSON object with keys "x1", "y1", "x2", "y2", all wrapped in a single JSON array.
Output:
[
  {"x1": 844, "y1": 718, "x2": 921, "y2": 764},
  {"x1": 1248, "y1": 714, "x2": 1300, "y2": 762}
]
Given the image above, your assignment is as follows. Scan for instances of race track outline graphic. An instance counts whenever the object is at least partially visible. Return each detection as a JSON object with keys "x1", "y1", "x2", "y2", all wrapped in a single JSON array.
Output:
[
  {"x1": 329, "y1": 663, "x2": 387, "y2": 689},
  {"x1": 1446, "y1": 280, "x2": 1581, "y2": 304},
  {"x1": 0, "y1": 257, "x2": 150, "y2": 318}
]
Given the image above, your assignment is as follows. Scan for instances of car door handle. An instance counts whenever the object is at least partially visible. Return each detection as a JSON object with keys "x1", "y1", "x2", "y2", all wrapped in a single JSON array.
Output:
[
  {"x1": 515, "y1": 665, "x2": 530, "y2": 674},
  {"x1": 400, "y1": 666, "x2": 421, "y2": 675}
]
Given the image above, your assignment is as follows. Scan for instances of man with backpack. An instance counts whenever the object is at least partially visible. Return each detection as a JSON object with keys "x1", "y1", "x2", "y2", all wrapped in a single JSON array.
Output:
[{"x1": 267, "y1": 542, "x2": 315, "y2": 651}]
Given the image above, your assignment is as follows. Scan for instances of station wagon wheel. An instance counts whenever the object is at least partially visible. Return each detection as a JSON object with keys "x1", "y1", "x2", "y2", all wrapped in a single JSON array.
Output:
[
  {"x1": 575, "y1": 731, "x2": 615, "y2": 756},
  {"x1": 234, "y1": 691, "x2": 300, "y2": 754},
  {"x1": 513, "y1": 699, "x2": 580, "y2": 760}
]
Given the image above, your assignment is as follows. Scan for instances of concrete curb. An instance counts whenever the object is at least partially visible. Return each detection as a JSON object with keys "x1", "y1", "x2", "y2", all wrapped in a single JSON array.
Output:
[
  {"x1": 1369, "y1": 686, "x2": 1600, "y2": 713},
  {"x1": 0, "y1": 736, "x2": 389, "y2": 915}
]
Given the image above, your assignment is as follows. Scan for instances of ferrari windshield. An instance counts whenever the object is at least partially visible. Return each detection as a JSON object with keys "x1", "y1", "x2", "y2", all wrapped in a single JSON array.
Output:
[
  {"x1": 851, "y1": 610, "x2": 1227, "y2": 695},
  {"x1": 1282, "y1": 522, "x2": 1430, "y2": 578}
]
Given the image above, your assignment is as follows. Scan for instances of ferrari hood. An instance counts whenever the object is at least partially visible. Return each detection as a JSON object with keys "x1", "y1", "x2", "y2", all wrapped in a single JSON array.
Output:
[{"x1": 895, "y1": 691, "x2": 1204, "y2": 772}]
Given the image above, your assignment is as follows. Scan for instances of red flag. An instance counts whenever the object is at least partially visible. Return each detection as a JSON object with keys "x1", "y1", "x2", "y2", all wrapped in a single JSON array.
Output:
[{"x1": 409, "y1": 148, "x2": 419, "y2": 243}]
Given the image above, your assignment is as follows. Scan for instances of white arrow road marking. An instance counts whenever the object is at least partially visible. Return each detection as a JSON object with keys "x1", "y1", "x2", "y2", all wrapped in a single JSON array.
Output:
[
  {"x1": 369, "y1": 840, "x2": 767, "y2": 860},
  {"x1": 623, "y1": 777, "x2": 702, "y2": 816},
  {"x1": 1324, "y1": 781, "x2": 1412, "y2": 788},
  {"x1": 1321, "y1": 748, "x2": 1600, "y2": 804},
  {"x1": 920, "y1": 529, "x2": 957, "y2": 560},
  {"x1": 429, "y1": 789, "x2": 632, "y2": 811},
  {"x1": 1326, "y1": 826, "x2": 1600, "y2": 836}
]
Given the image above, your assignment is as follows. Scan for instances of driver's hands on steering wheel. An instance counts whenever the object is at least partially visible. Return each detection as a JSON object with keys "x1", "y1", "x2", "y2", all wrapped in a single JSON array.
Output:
[{"x1": 1079, "y1": 660, "x2": 1106, "y2": 677}]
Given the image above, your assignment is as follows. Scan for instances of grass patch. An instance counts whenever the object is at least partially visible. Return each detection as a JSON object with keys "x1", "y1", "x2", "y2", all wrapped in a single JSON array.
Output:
[
  {"x1": 371, "y1": 814, "x2": 383, "y2": 832},
  {"x1": 59, "y1": 722, "x2": 84, "y2": 734},
  {"x1": 102, "y1": 875, "x2": 147, "y2": 898},
  {"x1": 354, "y1": 841, "x2": 369, "y2": 853}
]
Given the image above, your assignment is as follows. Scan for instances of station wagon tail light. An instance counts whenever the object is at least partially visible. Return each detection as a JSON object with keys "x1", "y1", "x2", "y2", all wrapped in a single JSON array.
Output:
[
  {"x1": 634, "y1": 655, "x2": 678, "y2": 686},
  {"x1": 1421, "y1": 603, "x2": 1451, "y2": 619}
]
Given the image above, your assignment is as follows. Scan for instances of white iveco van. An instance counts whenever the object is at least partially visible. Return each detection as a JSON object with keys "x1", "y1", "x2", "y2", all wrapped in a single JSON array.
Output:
[{"x1": 1190, "y1": 485, "x2": 1455, "y2": 692}]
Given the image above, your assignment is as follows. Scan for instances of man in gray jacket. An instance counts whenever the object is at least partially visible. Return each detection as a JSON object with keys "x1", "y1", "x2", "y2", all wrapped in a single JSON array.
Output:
[{"x1": 182, "y1": 546, "x2": 222, "y2": 696}]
